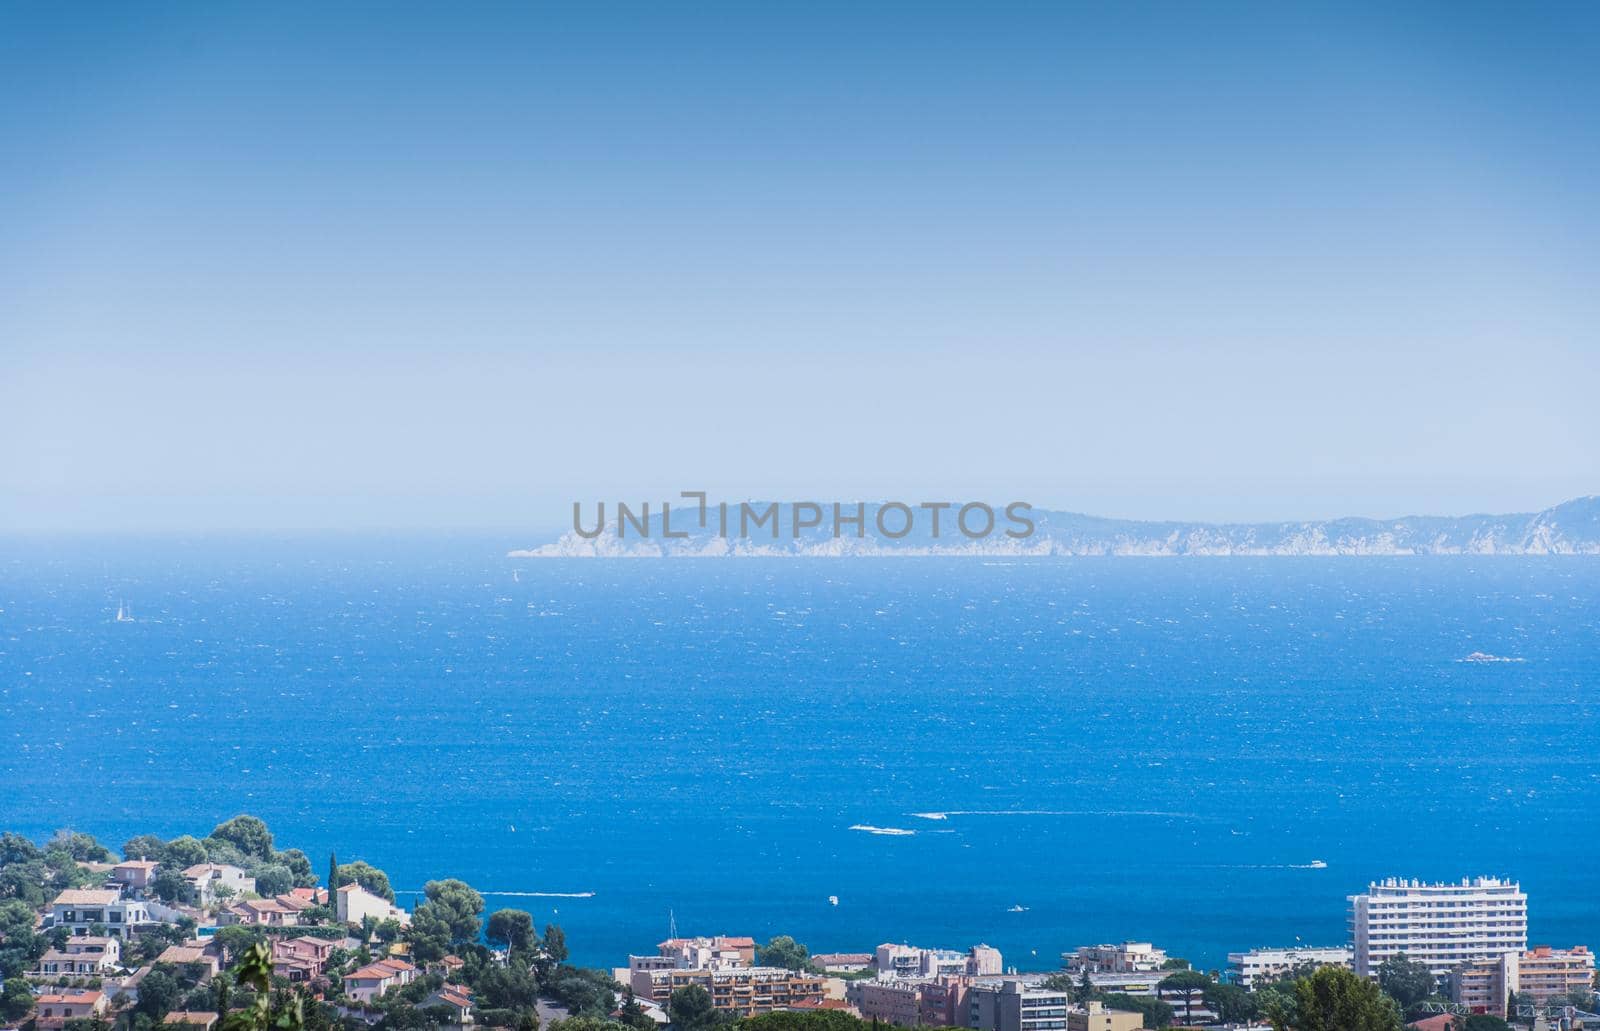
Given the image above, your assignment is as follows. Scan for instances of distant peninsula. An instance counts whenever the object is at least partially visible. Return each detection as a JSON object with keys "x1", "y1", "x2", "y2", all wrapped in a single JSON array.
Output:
[{"x1": 510, "y1": 496, "x2": 1600, "y2": 557}]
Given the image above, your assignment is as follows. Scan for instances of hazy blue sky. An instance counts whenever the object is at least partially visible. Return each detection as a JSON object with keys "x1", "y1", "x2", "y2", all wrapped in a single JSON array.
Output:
[{"x1": 3, "y1": 2, "x2": 1597, "y2": 531}]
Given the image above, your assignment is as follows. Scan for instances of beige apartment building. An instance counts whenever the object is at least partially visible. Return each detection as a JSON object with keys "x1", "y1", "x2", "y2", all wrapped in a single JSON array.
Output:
[
  {"x1": 1064, "y1": 943, "x2": 1168, "y2": 974},
  {"x1": 630, "y1": 966, "x2": 825, "y2": 1016},
  {"x1": 1450, "y1": 945, "x2": 1595, "y2": 1012},
  {"x1": 1066, "y1": 1001, "x2": 1142, "y2": 1031}
]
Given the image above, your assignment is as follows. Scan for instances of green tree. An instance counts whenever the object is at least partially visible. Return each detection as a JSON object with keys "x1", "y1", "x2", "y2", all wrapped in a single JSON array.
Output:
[
  {"x1": 547, "y1": 1019, "x2": 629, "y2": 1031},
  {"x1": 669, "y1": 985, "x2": 719, "y2": 1031},
  {"x1": 1376, "y1": 953, "x2": 1436, "y2": 1010},
  {"x1": 152, "y1": 867, "x2": 191, "y2": 903},
  {"x1": 487, "y1": 910, "x2": 537, "y2": 953},
  {"x1": 1, "y1": 977, "x2": 35, "y2": 1022},
  {"x1": 1157, "y1": 969, "x2": 1210, "y2": 1025},
  {"x1": 277, "y1": 849, "x2": 315, "y2": 888},
  {"x1": 1205, "y1": 981, "x2": 1257, "y2": 1024},
  {"x1": 0, "y1": 899, "x2": 37, "y2": 943},
  {"x1": 213, "y1": 925, "x2": 267, "y2": 964},
  {"x1": 478, "y1": 964, "x2": 541, "y2": 1012},
  {"x1": 737, "y1": 1014, "x2": 871, "y2": 1031},
  {"x1": 619, "y1": 988, "x2": 655, "y2": 1031},
  {"x1": 406, "y1": 880, "x2": 484, "y2": 963},
  {"x1": 1102, "y1": 993, "x2": 1171, "y2": 1029},
  {"x1": 0, "y1": 834, "x2": 40, "y2": 868},
  {"x1": 218, "y1": 940, "x2": 308, "y2": 1031},
  {"x1": 49, "y1": 831, "x2": 113, "y2": 862},
  {"x1": 207, "y1": 816, "x2": 276, "y2": 861},
  {"x1": 544, "y1": 924, "x2": 569, "y2": 964},
  {"x1": 755, "y1": 936, "x2": 816, "y2": 973},
  {"x1": 121, "y1": 835, "x2": 167, "y2": 862},
  {"x1": 1253, "y1": 980, "x2": 1298, "y2": 1027},
  {"x1": 163, "y1": 836, "x2": 210, "y2": 870},
  {"x1": 252, "y1": 863, "x2": 294, "y2": 898},
  {"x1": 1270, "y1": 967, "x2": 1401, "y2": 1031},
  {"x1": 1460, "y1": 1016, "x2": 1512, "y2": 1031},
  {"x1": 134, "y1": 967, "x2": 183, "y2": 1020}
]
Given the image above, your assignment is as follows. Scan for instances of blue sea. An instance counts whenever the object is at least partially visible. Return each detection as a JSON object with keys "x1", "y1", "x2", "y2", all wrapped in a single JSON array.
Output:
[{"x1": 3, "y1": 537, "x2": 1597, "y2": 972}]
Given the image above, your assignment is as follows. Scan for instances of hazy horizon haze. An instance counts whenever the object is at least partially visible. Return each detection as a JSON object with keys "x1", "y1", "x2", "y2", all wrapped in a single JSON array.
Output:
[{"x1": 4, "y1": 2, "x2": 1598, "y2": 531}]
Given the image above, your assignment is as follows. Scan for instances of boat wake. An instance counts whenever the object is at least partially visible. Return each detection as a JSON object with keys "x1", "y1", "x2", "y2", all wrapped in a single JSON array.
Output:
[{"x1": 850, "y1": 824, "x2": 916, "y2": 836}]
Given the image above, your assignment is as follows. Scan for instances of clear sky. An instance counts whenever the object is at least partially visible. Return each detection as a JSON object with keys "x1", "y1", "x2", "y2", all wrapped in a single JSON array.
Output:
[{"x1": 2, "y1": 2, "x2": 1597, "y2": 532}]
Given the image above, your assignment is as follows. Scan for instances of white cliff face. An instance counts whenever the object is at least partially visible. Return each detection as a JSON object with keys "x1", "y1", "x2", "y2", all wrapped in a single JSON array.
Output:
[{"x1": 508, "y1": 496, "x2": 1600, "y2": 558}]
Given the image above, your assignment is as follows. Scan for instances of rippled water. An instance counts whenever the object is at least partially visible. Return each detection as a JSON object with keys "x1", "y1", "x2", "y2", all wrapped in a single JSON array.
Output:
[{"x1": 3, "y1": 536, "x2": 1596, "y2": 970}]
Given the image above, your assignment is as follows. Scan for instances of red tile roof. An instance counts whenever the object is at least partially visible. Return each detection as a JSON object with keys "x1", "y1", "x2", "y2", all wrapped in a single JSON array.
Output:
[{"x1": 37, "y1": 992, "x2": 105, "y2": 1005}]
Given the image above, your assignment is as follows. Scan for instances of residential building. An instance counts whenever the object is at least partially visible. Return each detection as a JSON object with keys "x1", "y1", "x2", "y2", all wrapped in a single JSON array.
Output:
[
  {"x1": 845, "y1": 974, "x2": 984, "y2": 1027},
  {"x1": 630, "y1": 966, "x2": 825, "y2": 1016},
  {"x1": 33, "y1": 936, "x2": 122, "y2": 977},
  {"x1": 813, "y1": 953, "x2": 874, "y2": 974},
  {"x1": 846, "y1": 979, "x2": 922, "y2": 1025},
  {"x1": 968, "y1": 946, "x2": 1003, "y2": 977},
  {"x1": 224, "y1": 897, "x2": 302, "y2": 926},
  {"x1": 271, "y1": 936, "x2": 336, "y2": 984},
  {"x1": 47, "y1": 888, "x2": 153, "y2": 939},
  {"x1": 1067, "y1": 972, "x2": 1162, "y2": 998},
  {"x1": 656, "y1": 936, "x2": 757, "y2": 971},
  {"x1": 427, "y1": 955, "x2": 467, "y2": 978},
  {"x1": 967, "y1": 980, "x2": 1070, "y2": 1031},
  {"x1": 1450, "y1": 955, "x2": 1512, "y2": 1015},
  {"x1": 35, "y1": 950, "x2": 114, "y2": 977},
  {"x1": 158, "y1": 944, "x2": 222, "y2": 979},
  {"x1": 111, "y1": 860, "x2": 160, "y2": 895},
  {"x1": 920, "y1": 976, "x2": 976, "y2": 1026},
  {"x1": 423, "y1": 985, "x2": 474, "y2": 1025},
  {"x1": 1066, "y1": 1001, "x2": 1142, "y2": 1031},
  {"x1": 1407, "y1": 1016, "x2": 1455, "y2": 1031},
  {"x1": 335, "y1": 882, "x2": 411, "y2": 928},
  {"x1": 35, "y1": 992, "x2": 108, "y2": 1031},
  {"x1": 1065, "y1": 943, "x2": 1169, "y2": 974},
  {"x1": 1227, "y1": 946, "x2": 1353, "y2": 988},
  {"x1": 1515, "y1": 945, "x2": 1595, "y2": 1004},
  {"x1": 877, "y1": 945, "x2": 927, "y2": 979},
  {"x1": 1449, "y1": 945, "x2": 1595, "y2": 1012},
  {"x1": 345, "y1": 959, "x2": 418, "y2": 1003},
  {"x1": 1349, "y1": 877, "x2": 1527, "y2": 978},
  {"x1": 1068, "y1": 972, "x2": 1216, "y2": 1025},
  {"x1": 162, "y1": 1012, "x2": 221, "y2": 1031},
  {"x1": 183, "y1": 864, "x2": 256, "y2": 905},
  {"x1": 875, "y1": 943, "x2": 1001, "y2": 979}
]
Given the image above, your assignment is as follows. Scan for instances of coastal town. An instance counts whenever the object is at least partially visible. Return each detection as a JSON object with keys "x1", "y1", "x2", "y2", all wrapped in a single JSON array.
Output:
[{"x1": 0, "y1": 820, "x2": 1593, "y2": 1031}]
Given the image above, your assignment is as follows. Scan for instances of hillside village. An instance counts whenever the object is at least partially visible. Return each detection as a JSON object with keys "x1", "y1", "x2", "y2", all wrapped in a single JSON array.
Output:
[{"x1": 1, "y1": 820, "x2": 1593, "y2": 1031}]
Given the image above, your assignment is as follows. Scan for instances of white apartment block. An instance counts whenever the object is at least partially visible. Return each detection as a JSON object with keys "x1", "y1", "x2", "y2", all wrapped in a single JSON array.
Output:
[
  {"x1": 335, "y1": 882, "x2": 411, "y2": 927},
  {"x1": 1350, "y1": 877, "x2": 1527, "y2": 978},
  {"x1": 48, "y1": 889, "x2": 155, "y2": 939},
  {"x1": 1227, "y1": 946, "x2": 1352, "y2": 988}
]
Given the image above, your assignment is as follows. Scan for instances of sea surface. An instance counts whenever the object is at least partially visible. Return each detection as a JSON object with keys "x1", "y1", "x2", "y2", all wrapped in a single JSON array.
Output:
[{"x1": 2, "y1": 536, "x2": 1598, "y2": 972}]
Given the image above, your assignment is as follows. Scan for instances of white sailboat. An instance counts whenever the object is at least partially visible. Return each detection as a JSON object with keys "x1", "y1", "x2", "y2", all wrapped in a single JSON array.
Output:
[{"x1": 116, "y1": 600, "x2": 134, "y2": 623}]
